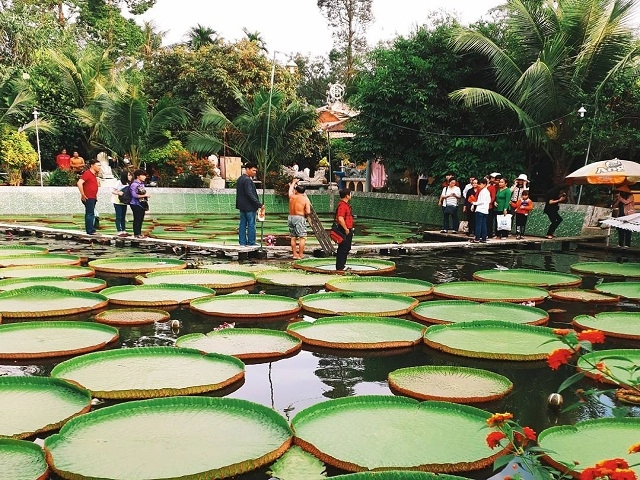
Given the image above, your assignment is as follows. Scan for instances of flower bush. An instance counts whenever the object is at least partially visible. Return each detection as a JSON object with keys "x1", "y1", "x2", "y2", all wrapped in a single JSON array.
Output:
[{"x1": 0, "y1": 128, "x2": 38, "y2": 185}]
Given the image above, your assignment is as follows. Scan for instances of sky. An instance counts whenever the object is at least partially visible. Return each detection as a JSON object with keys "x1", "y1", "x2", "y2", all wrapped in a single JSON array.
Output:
[{"x1": 133, "y1": 0, "x2": 503, "y2": 57}]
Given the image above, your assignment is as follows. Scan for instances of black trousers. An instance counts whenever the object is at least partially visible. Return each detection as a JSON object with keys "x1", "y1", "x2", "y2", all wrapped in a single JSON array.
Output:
[
  {"x1": 336, "y1": 231, "x2": 353, "y2": 271},
  {"x1": 131, "y1": 204, "x2": 146, "y2": 236},
  {"x1": 546, "y1": 211, "x2": 562, "y2": 236},
  {"x1": 617, "y1": 228, "x2": 632, "y2": 247}
]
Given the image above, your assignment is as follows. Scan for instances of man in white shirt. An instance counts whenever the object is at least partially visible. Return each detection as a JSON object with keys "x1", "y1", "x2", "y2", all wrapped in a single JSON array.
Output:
[{"x1": 471, "y1": 177, "x2": 491, "y2": 243}]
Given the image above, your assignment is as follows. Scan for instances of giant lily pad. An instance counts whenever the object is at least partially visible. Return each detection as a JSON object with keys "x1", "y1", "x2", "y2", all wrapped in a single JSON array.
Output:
[
  {"x1": 139, "y1": 269, "x2": 256, "y2": 289},
  {"x1": 424, "y1": 320, "x2": 567, "y2": 361},
  {"x1": 538, "y1": 418, "x2": 640, "y2": 477},
  {"x1": 299, "y1": 292, "x2": 418, "y2": 316},
  {"x1": 94, "y1": 308, "x2": 170, "y2": 326},
  {"x1": 292, "y1": 395, "x2": 505, "y2": 472},
  {"x1": 176, "y1": 328, "x2": 301, "y2": 360},
  {"x1": 0, "y1": 253, "x2": 80, "y2": 267},
  {"x1": 572, "y1": 312, "x2": 640, "y2": 340},
  {"x1": 388, "y1": 365, "x2": 513, "y2": 403},
  {"x1": 432, "y1": 282, "x2": 548, "y2": 303},
  {"x1": 0, "y1": 321, "x2": 118, "y2": 359},
  {"x1": 256, "y1": 269, "x2": 336, "y2": 287},
  {"x1": 100, "y1": 284, "x2": 214, "y2": 306},
  {"x1": 0, "y1": 286, "x2": 108, "y2": 317},
  {"x1": 0, "y1": 245, "x2": 47, "y2": 255},
  {"x1": 410, "y1": 300, "x2": 548, "y2": 326},
  {"x1": 472, "y1": 269, "x2": 582, "y2": 287},
  {"x1": 594, "y1": 282, "x2": 640, "y2": 300},
  {"x1": 576, "y1": 349, "x2": 640, "y2": 385},
  {"x1": 325, "y1": 276, "x2": 434, "y2": 298},
  {"x1": 0, "y1": 376, "x2": 91, "y2": 439},
  {"x1": 287, "y1": 316, "x2": 425, "y2": 349},
  {"x1": 88, "y1": 256, "x2": 187, "y2": 274},
  {"x1": 0, "y1": 265, "x2": 95, "y2": 279},
  {"x1": 190, "y1": 293, "x2": 301, "y2": 318},
  {"x1": 293, "y1": 258, "x2": 396, "y2": 275},
  {"x1": 570, "y1": 261, "x2": 640, "y2": 278},
  {"x1": 0, "y1": 276, "x2": 106, "y2": 292},
  {"x1": 0, "y1": 439, "x2": 48, "y2": 479},
  {"x1": 44, "y1": 396, "x2": 292, "y2": 479},
  {"x1": 336, "y1": 473, "x2": 470, "y2": 480},
  {"x1": 201, "y1": 263, "x2": 283, "y2": 274},
  {"x1": 548, "y1": 289, "x2": 619, "y2": 303},
  {"x1": 51, "y1": 346, "x2": 244, "y2": 399}
]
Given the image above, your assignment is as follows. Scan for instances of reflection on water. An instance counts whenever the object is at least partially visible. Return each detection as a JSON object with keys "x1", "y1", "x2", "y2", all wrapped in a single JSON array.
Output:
[{"x1": 3, "y1": 243, "x2": 640, "y2": 479}]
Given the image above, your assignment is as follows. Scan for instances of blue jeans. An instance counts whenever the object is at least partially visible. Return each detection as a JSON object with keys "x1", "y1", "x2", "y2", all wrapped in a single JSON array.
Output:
[
  {"x1": 475, "y1": 211, "x2": 488, "y2": 241},
  {"x1": 114, "y1": 204, "x2": 127, "y2": 232},
  {"x1": 83, "y1": 198, "x2": 97, "y2": 234},
  {"x1": 238, "y1": 210, "x2": 257, "y2": 245}
]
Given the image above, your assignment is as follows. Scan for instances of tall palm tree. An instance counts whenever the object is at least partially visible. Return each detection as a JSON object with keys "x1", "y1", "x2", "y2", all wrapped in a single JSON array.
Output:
[
  {"x1": 186, "y1": 24, "x2": 218, "y2": 50},
  {"x1": 243, "y1": 28, "x2": 268, "y2": 53},
  {"x1": 450, "y1": 0, "x2": 640, "y2": 184}
]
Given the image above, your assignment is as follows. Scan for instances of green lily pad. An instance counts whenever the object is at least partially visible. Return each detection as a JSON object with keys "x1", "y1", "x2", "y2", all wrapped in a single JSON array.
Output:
[
  {"x1": 176, "y1": 328, "x2": 302, "y2": 360},
  {"x1": 0, "y1": 265, "x2": 95, "y2": 279},
  {"x1": 0, "y1": 439, "x2": 48, "y2": 479},
  {"x1": 88, "y1": 256, "x2": 187, "y2": 274},
  {"x1": 299, "y1": 292, "x2": 419, "y2": 316},
  {"x1": 325, "y1": 276, "x2": 434, "y2": 298},
  {"x1": 548, "y1": 289, "x2": 619, "y2": 303},
  {"x1": 570, "y1": 261, "x2": 640, "y2": 278},
  {"x1": 594, "y1": 281, "x2": 640, "y2": 300},
  {"x1": 424, "y1": 320, "x2": 567, "y2": 361},
  {"x1": 432, "y1": 282, "x2": 548, "y2": 303},
  {"x1": 472, "y1": 268, "x2": 582, "y2": 287},
  {"x1": 292, "y1": 395, "x2": 505, "y2": 472},
  {"x1": 538, "y1": 418, "x2": 640, "y2": 477},
  {"x1": 94, "y1": 308, "x2": 171, "y2": 326},
  {"x1": 336, "y1": 473, "x2": 470, "y2": 480},
  {"x1": 0, "y1": 245, "x2": 48, "y2": 255},
  {"x1": 410, "y1": 300, "x2": 549, "y2": 325},
  {"x1": 190, "y1": 293, "x2": 301, "y2": 318},
  {"x1": 0, "y1": 286, "x2": 108, "y2": 318},
  {"x1": 0, "y1": 253, "x2": 81, "y2": 267},
  {"x1": 388, "y1": 365, "x2": 513, "y2": 403},
  {"x1": 201, "y1": 263, "x2": 283, "y2": 274},
  {"x1": 572, "y1": 312, "x2": 640, "y2": 340},
  {"x1": 0, "y1": 376, "x2": 91, "y2": 439},
  {"x1": 267, "y1": 445, "x2": 326, "y2": 480},
  {"x1": 0, "y1": 276, "x2": 106, "y2": 292},
  {"x1": 287, "y1": 316, "x2": 425, "y2": 349},
  {"x1": 101, "y1": 284, "x2": 214, "y2": 306},
  {"x1": 293, "y1": 258, "x2": 396, "y2": 275},
  {"x1": 139, "y1": 269, "x2": 256, "y2": 289},
  {"x1": 44, "y1": 397, "x2": 292, "y2": 479},
  {"x1": 577, "y1": 349, "x2": 640, "y2": 385},
  {"x1": 0, "y1": 321, "x2": 118, "y2": 359},
  {"x1": 256, "y1": 270, "x2": 336, "y2": 287},
  {"x1": 51, "y1": 346, "x2": 245, "y2": 399}
]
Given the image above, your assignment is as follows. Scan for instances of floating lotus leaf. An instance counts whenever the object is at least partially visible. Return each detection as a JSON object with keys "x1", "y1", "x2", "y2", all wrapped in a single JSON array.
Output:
[
  {"x1": 287, "y1": 316, "x2": 425, "y2": 349},
  {"x1": 51, "y1": 347, "x2": 244, "y2": 399},
  {"x1": 176, "y1": 328, "x2": 301, "y2": 360},
  {"x1": 336, "y1": 473, "x2": 470, "y2": 480},
  {"x1": 88, "y1": 256, "x2": 187, "y2": 274},
  {"x1": 95, "y1": 308, "x2": 170, "y2": 326},
  {"x1": 292, "y1": 395, "x2": 505, "y2": 472},
  {"x1": 548, "y1": 289, "x2": 619, "y2": 303},
  {"x1": 299, "y1": 292, "x2": 418, "y2": 317},
  {"x1": 388, "y1": 365, "x2": 513, "y2": 403},
  {"x1": 572, "y1": 312, "x2": 640, "y2": 340},
  {"x1": 472, "y1": 268, "x2": 582, "y2": 287},
  {"x1": 577, "y1": 349, "x2": 640, "y2": 385},
  {"x1": 0, "y1": 265, "x2": 95, "y2": 279},
  {"x1": 293, "y1": 258, "x2": 396, "y2": 275},
  {"x1": 0, "y1": 245, "x2": 47, "y2": 255},
  {"x1": 0, "y1": 439, "x2": 48, "y2": 479},
  {"x1": 256, "y1": 270, "x2": 336, "y2": 287},
  {"x1": 0, "y1": 321, "x2": 118, "y2": 359},
  {"x1": 0, "y1": 253, "x2": 80, "y2": 267},
  {"x1": 201, "y1": 263, "x2": 283, "y2": 274},
  {"x1": 570, "y1": 261, "x2": 640, "y2": 278},
  {"x1": 44, "y1": 396, "x2": 292, "y2": 479},
  {"x1": 0, "y1": 376, "x2": 91, "y2": 439},
  {"x1": 594, "y1": 282, "x2": 640, "y2": 300},
  {"x1": 538, "y1": 418, "x2": 640, "y2": 477},
  {"x1": 0, "y1": 286, "x2": 108, "y2": 318},
  {"x1": 411, "y1": 300, "x2": 548, "y2": 326},
  {"x1": 0, "y1": 276, "x2": 106, "y2": 292},
  {"x1": 139, "y1": 269, "x2": 256, "y2": 289},
  {"x1": 325, "y1": 276, "x2": 434, "y2": 298},
  {"x1": 432, "y1": 282, "x2": 548, "y2": 303},
  {"x1": 266, "y1": 445, "x2": 326, "y2": 480},
  {"x1": 190, "y1": 293, "x2": 301, "y2": 318},
  {"x1": 101, "y1": 283, "x2": 214, "y2": 306},
  {"x1": 424, "y1": 320, "x2": 566, "y2": 361}
]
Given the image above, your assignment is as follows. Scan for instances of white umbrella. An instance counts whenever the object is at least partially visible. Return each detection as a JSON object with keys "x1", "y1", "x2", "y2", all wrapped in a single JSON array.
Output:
[
  {"x1": 565, "y1": 158, "x2": 640, "y2": 186},
  {"x1": 601, "y1": 213, "x2": 640, "y2": 232}
]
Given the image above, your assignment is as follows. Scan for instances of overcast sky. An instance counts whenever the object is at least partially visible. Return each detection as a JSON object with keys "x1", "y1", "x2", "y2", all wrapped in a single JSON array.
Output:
[{"x1": 133, "y1": 0, "x2": 504, "y2": 57}]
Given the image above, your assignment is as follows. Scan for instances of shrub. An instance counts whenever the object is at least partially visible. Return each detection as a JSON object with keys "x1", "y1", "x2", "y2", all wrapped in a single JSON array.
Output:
[{"x1": 47, "y1": 168, "x2": 77, "y2": 186}]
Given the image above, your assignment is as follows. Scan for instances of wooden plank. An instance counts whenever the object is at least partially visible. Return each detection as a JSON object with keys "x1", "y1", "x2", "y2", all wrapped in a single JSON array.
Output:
[{"x1": 308, "y1": 205, "x2": 335, "y2": 255}]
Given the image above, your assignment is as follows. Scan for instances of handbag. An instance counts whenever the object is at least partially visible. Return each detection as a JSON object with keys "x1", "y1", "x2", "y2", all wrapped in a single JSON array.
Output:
[
  {"x1": 330, "y1": 221, "x2": 346, "y2": 244},
  {"x1": 496, "y1": 214, "x2": 512, "y2": 231}
]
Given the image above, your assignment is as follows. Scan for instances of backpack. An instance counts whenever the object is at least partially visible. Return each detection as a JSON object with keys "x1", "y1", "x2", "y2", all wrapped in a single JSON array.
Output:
[{"x1": 120, "y1": 185, "x2": 132, "y2": 204}]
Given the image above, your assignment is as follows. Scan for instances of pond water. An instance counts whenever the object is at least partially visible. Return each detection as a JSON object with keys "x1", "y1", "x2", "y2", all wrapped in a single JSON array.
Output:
[{"x1": 1, "y1": 231, "x2": 639, "y2": 479}]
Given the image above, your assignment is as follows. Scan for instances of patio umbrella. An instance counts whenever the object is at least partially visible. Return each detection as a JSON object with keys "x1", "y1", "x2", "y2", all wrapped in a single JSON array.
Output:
[
  {"x1": 565, "y1": 158, "x2": 640, "y2": 186},
  {"x1": 600, "y1": 213, "x2": 640, "y2": 232}
]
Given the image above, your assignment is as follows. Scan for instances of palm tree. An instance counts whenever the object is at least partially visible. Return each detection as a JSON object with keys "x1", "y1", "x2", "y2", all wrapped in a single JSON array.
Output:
[
  {"x1": 243, "y1": 28, "x2": 268, "y2": 53},
  {"x1": 186, "y1": 24, "x2": 218, "y2": 50},
  {"x1": 450, "y1": 0, "x2": 640, "y2": 184}
]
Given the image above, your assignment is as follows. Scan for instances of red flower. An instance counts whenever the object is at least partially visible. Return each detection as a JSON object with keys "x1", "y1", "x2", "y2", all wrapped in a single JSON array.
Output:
[
  {"x1": 629, "y1": 443, "x2": 640, "y2": 454},
  {"x1": 553, "y1": 328, "x2": 572, "y2": 336},
  {"x1": 580, "y1": 459, "x2": 636, "y2": 480},
  {"x1": 596, "y1": 361, "x2": 607, "y2": 371},
  {"x1": 578, "y1": 329, "x2": 605, "y2": 344},
  {"x1": 610, "y1": 469, "x2": 637, "y2": 480},
  {"x1": 487, "y1": 412, "x2": 513, "y2": 427},
  {"x1": 522, "y1": 426, "x2": 537, "y2": 441},
  {"x1": 486, "y1": 431, "x2": 507, "y2": 448},
  {"x1": 598, "y1": 459, "x2": 630, "y2": 470},
  {"x1": 547, "y1": 349, "x2": 574, "y2": 370}
]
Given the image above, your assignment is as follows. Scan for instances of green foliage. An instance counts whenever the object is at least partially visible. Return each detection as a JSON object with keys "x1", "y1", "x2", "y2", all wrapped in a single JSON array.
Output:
[
  {"x1": 142, "y1": 140, "x2": 187, "y2": 167},
  {"x1": 0, "y1": 128, "x2": 38, "y2": 184},
  {"x1": 267, "y1": 445, "x2": 326, "y2": 480},
  {"x1": 47, "y1": 168, "x2": 77, "y2": 186}
]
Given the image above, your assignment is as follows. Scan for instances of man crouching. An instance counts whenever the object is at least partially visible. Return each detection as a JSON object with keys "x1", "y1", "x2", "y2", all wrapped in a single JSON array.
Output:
[{"x1": 288, "y1": 178, "x2": 311, "y2": 259}]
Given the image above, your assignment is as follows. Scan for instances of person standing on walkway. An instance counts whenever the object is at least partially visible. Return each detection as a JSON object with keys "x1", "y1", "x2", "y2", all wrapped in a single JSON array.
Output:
[
  {"x1": 112, "y1": 170, "x2": 132, "y2": 237},
  {"x1": 55, "y1": 149, "x2": 71, "y2": 170},
  {"x1": 463, "y1": 178, "x2": 479, "y2": 237},
  {"x1": 288, "y1": 178, "x2": 311, "y2": 259},
  {"x1": 471, "y1": 177, "x2": 490, "y2": 243},
  {"x1": 335, "y1": 188, "x2": 354, "y2": 272},
  {"x1": 495, "y1": 177, "x2": 512, "y2": 239},
  {"x1": 439, "y1": 177, "x2": 461, "y2": 233},
  {"x1": 77, "y1": 159, "x2": 101, "y2": 235},
  {"x1": 130, "y1": 169, "x2": 151, "y2": 238},
  {"x1": 236, "y1": 162, "x2": 263, "y2": 246},
  {"x1": 544, "y1": 189, "x2": 567, "y2": 238},
  {"x1": 613, "y1": 185, "x2": 635, "y2": 248},
  {"x1": 510, "y1": 190, "x2": 534, "y2": 239},
  {"x1": 70, "y1": 151, "x2": 85, "y2": 173}
]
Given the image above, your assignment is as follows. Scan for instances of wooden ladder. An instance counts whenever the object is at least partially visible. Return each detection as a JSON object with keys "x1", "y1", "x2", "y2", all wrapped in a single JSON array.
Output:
[{"x1": 308, "y1": 205, "x2": 335, "y2": 255}]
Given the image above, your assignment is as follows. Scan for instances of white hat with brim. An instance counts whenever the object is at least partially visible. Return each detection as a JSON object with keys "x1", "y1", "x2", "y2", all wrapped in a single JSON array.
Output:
[
  {"x1": 517, "y1": 174, "x2": 528, "y2": 181},
  {"x1": 489, "y1": 172, "x2": 501, "y2": 178}
]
